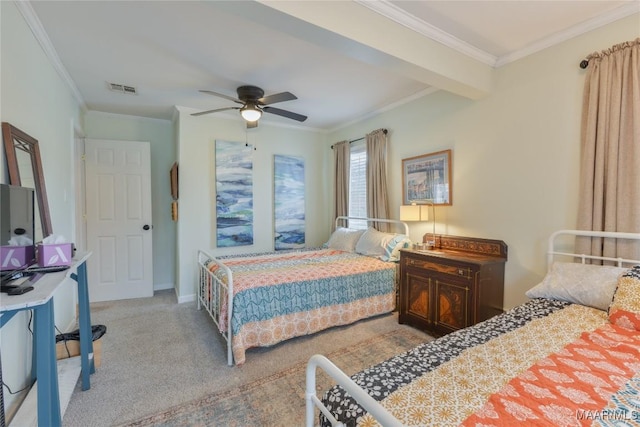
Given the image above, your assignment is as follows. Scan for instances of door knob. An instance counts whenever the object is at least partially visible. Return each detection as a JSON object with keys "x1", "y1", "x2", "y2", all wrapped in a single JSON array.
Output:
[{"x1": 143, "y1": 224, "x2": 151, "y2": 231}]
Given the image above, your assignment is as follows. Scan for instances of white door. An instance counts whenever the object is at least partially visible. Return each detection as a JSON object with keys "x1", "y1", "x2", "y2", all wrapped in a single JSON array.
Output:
[{"x1": 85, "y1": 139, "x2": 153, "y2": 301}]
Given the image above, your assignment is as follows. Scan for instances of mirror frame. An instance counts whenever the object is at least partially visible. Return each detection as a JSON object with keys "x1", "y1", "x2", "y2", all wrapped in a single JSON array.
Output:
[{"x1": 2, "y1": 122, "x2": 53, "y2": 240}]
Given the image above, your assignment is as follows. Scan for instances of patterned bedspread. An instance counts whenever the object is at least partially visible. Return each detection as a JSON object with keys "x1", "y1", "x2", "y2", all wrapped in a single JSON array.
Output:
[
  {"x1": 321, "y1": 298, "x2": 640, "y2": 426},
  {"x1": 208, "y1": 248, "x2": 396, "y2": 365}
]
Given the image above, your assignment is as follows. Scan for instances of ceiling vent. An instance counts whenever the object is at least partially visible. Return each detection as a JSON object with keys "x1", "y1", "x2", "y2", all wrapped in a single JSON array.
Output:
[{"x1": 107, "y1": 82, "x2": 137, "y2": 95}]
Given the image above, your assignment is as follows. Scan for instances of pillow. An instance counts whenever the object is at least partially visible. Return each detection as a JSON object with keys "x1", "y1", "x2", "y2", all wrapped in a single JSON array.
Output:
[
  {"x1": 608, "y1": 265, "x2": 640, "y2": 331},
  {"x1": 354, "y1": 227, "x2": 390, "y2": 258},
  {"x1": 384, "y1": 234, "x2": 412, "y2": 262},
  {"x1": 354, "y1": 227, "x2": 410, "y2": 262},
  {"x1": 525, "y1": 262, "x2": 628, "y2": 310},
  {"x1": 325, "y1": 227, "x2": 365, "y2": 252}
]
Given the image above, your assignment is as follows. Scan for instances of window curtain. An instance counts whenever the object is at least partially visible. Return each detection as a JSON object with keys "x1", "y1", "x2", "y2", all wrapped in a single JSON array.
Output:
[
  {"x1": 366, "y1": 129, "x2": 391, "y2": 232},
  {"x1": 576, "y1": 38, "x2": 640, "y2": 261},
  {"x1": 333, "y1": 140, "x2": 350, "y2": 230}
]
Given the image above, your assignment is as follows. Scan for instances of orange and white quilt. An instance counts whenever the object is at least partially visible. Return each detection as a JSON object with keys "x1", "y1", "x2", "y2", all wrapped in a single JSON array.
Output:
[
  {"x1": 461, "y1": 322, "x2": 640, "y2": 426},
  {"x1": 323, "y1": 299, "x2": 640, "y2": 427}
]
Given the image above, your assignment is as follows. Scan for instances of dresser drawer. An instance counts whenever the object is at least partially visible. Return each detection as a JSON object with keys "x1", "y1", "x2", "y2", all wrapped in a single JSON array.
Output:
[{"x1": 403, "y1": 256, "x2": 473, "y2": 280}]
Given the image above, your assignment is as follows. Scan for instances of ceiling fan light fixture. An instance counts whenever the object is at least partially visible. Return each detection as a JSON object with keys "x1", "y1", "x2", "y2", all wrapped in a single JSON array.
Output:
[{"x1": 240, "y1": 104, "x2": 262, "y2": 122}]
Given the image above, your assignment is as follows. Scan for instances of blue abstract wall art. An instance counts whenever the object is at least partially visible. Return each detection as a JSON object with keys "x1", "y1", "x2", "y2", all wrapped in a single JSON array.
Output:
[
  {"x1": 215, "y1": 140, "x2": 253, "y2": 247},
  {"x1": 274, "y1": 154, "x2": 305, "y2": 250}
]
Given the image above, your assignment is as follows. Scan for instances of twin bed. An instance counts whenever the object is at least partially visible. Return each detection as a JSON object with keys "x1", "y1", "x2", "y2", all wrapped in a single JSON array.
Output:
[
  {"x1": 305, "y1": 229, "x2": 640, "y2": 426},
  {"x1": 197, "y1": 225, "x2": 640, "y2": 425},
  {"x1": 197, "y1": 217, "x2": 411, "y2": 365}
]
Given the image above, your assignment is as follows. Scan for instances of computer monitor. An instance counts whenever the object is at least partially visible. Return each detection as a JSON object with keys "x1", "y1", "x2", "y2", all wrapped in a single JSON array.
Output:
[{"x1": 1, "y1": 183, "x2": 36, "y2": 267}]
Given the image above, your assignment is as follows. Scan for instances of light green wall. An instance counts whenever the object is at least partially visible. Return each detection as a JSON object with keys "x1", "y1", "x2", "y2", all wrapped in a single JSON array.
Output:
[
  {"x1": 83, "y1": 111, "x2": 176, "y2": 290},
  {"x1": 0, "y1": 2, "x2": 83, "y2": 417},
  {"x1": 1, "y1": 0, "x2": 637, "y2": 416},
  {"x1": 328, "y1": 13, "x2": 640, "y2": 310},
  {"x1": 175, "y1": 109, "x2": 330, "y2": 301}
]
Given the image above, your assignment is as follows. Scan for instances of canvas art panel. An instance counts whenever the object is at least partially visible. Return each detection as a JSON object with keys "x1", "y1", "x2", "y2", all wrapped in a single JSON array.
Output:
[
  {"x1": 274, "y1": 154, "x2": 305, "y2": 250},
  {"x1": 215, "y1": 140, "x2": 254, "y2": 247}
]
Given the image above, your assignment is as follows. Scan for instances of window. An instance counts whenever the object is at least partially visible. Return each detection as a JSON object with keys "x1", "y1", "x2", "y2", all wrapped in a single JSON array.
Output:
[{"x1": 348, "y1": 141, "x2": 367, "y2": 229}]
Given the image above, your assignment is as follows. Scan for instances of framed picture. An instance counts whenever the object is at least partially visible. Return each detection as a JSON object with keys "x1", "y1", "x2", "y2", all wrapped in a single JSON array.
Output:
[
  {"x1": 170, "y1": 162, "x2": 179, "y2": 200},
  {"x1": 402, "y1": 149, "x2": 452, "y2": 205},
  {"x1": 171, "y1": 201, "x2": 178, "y2": 221}
]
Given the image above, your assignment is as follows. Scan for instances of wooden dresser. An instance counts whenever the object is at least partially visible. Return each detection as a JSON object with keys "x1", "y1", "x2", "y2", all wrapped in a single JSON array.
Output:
[{"x1": 398, "y1": 235, "x2": 507, "y2": 336}]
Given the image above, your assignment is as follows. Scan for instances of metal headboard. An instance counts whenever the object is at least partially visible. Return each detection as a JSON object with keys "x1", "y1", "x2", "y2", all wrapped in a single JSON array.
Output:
[
  {"x1": 335, "y1": 216, "x2": 409, "y2": 236},
  {"x1": 547, "y1": 229, "x2": 640, "y2": 270}
]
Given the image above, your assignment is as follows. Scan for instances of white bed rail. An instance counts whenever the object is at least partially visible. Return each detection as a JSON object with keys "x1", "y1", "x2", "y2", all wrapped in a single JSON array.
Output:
[
  {"x1": 335, "y1": 216, "x2": 409, "y2": 236},
  {"x1": 305, "y1": 355, "x2": 402, "y2": 427},
  {"x1": 547, "y1": 229, "x2": 640, "y2": 270},
  {"x1": 306, "y1": 229, "x2": 640, "y2": 426},
  {"x1": 197, "y1": 249, "x2": 234, "y2": 366}
]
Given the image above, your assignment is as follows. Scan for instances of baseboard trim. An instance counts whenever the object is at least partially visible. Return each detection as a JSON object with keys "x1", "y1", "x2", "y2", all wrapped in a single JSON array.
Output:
[
  {"x1": 154, "y1": 282, "x2": 174, "y2": 291},
  {"x1": 177, "y1": 292, "x2": 196, "y2": 304}
]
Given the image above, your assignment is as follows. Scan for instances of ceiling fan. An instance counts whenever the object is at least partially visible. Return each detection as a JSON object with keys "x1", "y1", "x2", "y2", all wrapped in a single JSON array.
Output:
[{"x1": 192, "y1": 85, "x2": 307, "y2": 128}]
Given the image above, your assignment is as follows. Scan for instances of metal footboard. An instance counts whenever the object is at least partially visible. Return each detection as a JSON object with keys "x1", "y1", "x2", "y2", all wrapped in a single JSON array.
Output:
[
  {"x1": 305, "y1": 355, "x2": 402, "y2": 427},
  {"x1": 197, "y1": 250, "x2": 234, "y2": 366}
]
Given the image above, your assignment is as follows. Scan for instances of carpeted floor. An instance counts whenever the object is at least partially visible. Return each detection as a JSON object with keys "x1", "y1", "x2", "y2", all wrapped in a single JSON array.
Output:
[
  {"x1": 117, "y1": 328, "x2": 427, "y2": 426},
  {"x1": 62, "y1": 289, "x2": 433, "y2": 426}
]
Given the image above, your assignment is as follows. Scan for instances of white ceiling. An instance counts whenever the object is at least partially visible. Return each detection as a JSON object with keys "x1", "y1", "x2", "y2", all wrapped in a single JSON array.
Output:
[{"x1": 26, "y1": 0, "x2": 639, "y2": 131}]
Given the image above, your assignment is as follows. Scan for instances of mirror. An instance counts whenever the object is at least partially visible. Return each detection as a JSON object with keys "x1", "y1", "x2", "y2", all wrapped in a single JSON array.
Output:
[{"x1": 2, "y1": 122, "x2": 52, "y2": 241}]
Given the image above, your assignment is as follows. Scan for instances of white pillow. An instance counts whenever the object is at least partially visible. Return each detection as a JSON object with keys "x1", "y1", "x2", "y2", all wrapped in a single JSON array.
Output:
[
  {"x1": 525, "y1": 262, "x2": 628, "y2": 310},
  {"x1": 355, "y1": 228, "x2": 410, "y2": 261},
  {"x1": 355, "y1": 227, "x2": 390, "y2": 258},
  {"x1": 326, "y1": 227, "x2": 365, "y2": 252}
]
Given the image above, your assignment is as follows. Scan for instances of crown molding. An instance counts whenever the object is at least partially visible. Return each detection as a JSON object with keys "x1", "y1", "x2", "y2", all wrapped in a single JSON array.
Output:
[
  {"x1": 495, "y1": 3, "x2": 640, "y2": 67},
  {"x1": 329, "y1": 86, "x2": 440, "y2": 133},
  {"x1": 358, "y1": 0, "x2": 639, "y2": 69},
  {"x1": 356, "y1": 0, "x2": 498, "y2": 67},
  {"x1": 86, "y1": 110, "x2": 173, "y2": 125},
  {"x1": 15, "y1": 1, "x2": 87, "y2": 110}
]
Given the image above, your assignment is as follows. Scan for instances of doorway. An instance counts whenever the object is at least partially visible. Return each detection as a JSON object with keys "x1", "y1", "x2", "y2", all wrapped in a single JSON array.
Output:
[{"x1": 83, "y1": 139, "x2": 153, "y2": 301}]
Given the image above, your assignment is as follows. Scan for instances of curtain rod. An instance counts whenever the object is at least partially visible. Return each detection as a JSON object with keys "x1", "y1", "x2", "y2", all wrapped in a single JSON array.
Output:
[
  {"x1": 580, "y1": 38, "x2": 640, "y2": 69},
  {"x1": 331, "y1": 128, "x2": 387, "y2": 149}
]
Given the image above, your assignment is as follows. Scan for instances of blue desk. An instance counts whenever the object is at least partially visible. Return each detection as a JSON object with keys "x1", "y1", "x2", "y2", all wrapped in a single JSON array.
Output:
[{"x1": 0, "y1": 252, "x2": 94, "y2": 427}]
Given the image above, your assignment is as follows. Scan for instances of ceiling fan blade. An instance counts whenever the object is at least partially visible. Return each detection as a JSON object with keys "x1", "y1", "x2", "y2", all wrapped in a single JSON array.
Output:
[
  {"x1": 191, "y1": 107, "x2": 238, "y2": 117},
  {"x1": 258, "y1": 91, "x2": 297, "y2": 106},
  {"x1": 246, "y1": 120, "x2": 258, "y2": 129},
  {"x1": 263, "y1": 106, "x2": 307, "y2": 122},
  {"x1": 199, "y1": 90, "x2": 243, "y2": 104}
]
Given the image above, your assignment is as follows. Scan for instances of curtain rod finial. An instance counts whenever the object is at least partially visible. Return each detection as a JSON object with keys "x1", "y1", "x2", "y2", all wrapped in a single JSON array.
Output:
[{"x1": 579, "y1": 59, "x2": 589, "y2": 69}]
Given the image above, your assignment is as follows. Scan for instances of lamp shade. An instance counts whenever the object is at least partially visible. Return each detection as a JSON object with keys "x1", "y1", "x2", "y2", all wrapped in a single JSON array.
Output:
[
  {"x1": 240, "y1": 105, "x2": 262, "y2": 122},
  {"x1": 399, "y1": 205, "x2": 429, "y2": 221}
]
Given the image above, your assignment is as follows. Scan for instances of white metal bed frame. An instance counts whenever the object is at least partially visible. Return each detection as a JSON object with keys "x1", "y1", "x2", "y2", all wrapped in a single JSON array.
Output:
[
  {"x1": 197, "y1": 216, "x2": 409, "y2": 366},
  {"x1": 305, "y1": 229, "x2": 640, "y2": 427}
]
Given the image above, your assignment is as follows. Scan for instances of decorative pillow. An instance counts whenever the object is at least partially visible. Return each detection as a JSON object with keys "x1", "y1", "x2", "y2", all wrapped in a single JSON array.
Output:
[
  {"x1": 384, "y1": 234, "x2": 412, "y2": 262},
  {"x1": 354, "y1": 228, "x2": 410, "y2": 262},
  {"x1": 325, "y1": 227, "x2": 365, "y2": 252},
  {"x1": 608, "y1": 265, "x2": 640, "y2": 331},
  {"x1": 525, "y1": 262, "x2": 628, "y2": 311}
]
